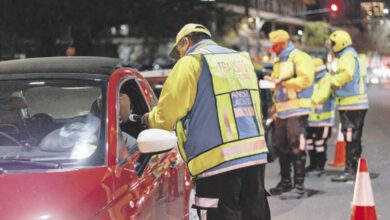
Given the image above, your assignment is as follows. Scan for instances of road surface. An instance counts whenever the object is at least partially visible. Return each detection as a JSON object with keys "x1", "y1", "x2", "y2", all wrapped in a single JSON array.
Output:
[{"x1": 266, "y1": 83, "x2": 390, "y2": 219}]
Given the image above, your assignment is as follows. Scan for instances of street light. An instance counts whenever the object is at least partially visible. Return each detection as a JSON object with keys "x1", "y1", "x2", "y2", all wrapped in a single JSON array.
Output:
[
  {"x1": 327, "y1": 0, "x2": 342, "y2": 16},
  {"x1": 330, "y1": 3, "x2": 339, "y2": 13}
]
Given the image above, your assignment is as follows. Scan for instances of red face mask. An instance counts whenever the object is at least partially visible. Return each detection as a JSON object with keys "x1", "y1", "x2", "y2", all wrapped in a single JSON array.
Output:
[{"x1": 271, "y1": 42, "x2": 285, "y2": 54}]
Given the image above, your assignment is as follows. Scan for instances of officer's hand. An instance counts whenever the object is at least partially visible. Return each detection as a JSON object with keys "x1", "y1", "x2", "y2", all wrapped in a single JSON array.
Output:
[
  {"x1": 274, "y1": 80, "x2": 282, "y2": 87},
  {"x1": 264, "y1": 75, "x2": 273, "y2": 81},
  {"x1": 331, "y1": 85, "x2": 340, "y2": 91}
]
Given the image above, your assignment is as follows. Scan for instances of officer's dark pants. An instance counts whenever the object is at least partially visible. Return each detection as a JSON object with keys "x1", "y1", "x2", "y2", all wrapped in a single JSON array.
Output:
[
  {"x1": 273, "y1": 115, "x2": 308, "y2": 188},
  {"x1": 194, "y1": 164, "x2": 270, "y2": 220},
  {"x1": 306, "y1": 126, "x2": 332, "y2": 169},
  {"x1": 339, "y1": 109, "x2": 367, "y2": 174}
]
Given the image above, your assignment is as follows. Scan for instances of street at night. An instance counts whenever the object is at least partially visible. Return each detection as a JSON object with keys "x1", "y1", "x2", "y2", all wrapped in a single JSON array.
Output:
[
  {"x1": 266, "y1": 83, "x2": 390, "y2": 220},
  {"x1": 0, "y1": 0, "x2": 389, "y2": 219}
]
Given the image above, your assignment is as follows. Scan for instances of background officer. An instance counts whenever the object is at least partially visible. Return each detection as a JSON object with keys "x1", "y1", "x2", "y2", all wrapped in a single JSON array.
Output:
[
  {"x1": 265, "y1": 29, "x2": 314, "y2": 199},
  {"x1": 327, "y1": 30, "x2": 369, "y2": 182},
  {"x1": 305, "y1": 58, "x2": 335, "y2": 177}
]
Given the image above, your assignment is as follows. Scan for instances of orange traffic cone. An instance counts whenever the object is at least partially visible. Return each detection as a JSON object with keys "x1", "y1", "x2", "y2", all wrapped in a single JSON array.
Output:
[
  {"x1": 350, "y1": 157, "x2": 377, "y2": 220},
  {"x1": 328, "y1": 123, "x2": 346, "y2": 167}
]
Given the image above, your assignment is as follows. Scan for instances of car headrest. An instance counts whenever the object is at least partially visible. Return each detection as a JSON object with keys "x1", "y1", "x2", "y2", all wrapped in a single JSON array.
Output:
[
  {"x1": 0, "y1": 97, "x2": 27, "y2": 110},
  {"x1": 90, "y1": 98, "x2": 102, "y2": 117}
]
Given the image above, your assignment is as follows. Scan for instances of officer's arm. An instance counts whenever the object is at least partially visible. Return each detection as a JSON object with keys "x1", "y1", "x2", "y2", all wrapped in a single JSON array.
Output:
[
  {"x1": 283, "y1": 53, "x2": 314, "y2": 90},
  {"x1": 312, "y1": 74, "x2": 332, "y2": 104},
  {"x1": 330, "y1": 54, "x2": 355, "y2": 88},
  {"x1": 147, "y1": 55, "x2": 201, "y2": 131}
]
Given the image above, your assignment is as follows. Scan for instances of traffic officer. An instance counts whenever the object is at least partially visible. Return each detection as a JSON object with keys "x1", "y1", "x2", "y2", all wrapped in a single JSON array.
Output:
[
  {"x1": 327, "y1": 30, "x2": 369, "y2": 182},
  {"x1": 265, "y1": 29, "x2": 314, "y2": 199},
  {"x1": 142, "y1": 23, "x2": 270, "y2": 220},
  {"x1": 305, "y1": 58, "x2": 335, "y2": 177}
]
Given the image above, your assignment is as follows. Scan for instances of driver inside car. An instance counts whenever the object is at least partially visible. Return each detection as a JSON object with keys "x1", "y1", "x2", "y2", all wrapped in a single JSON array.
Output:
[
  {"x1": 118, "y1": 93, "x2": 137, "y2": 154},
  {"x1": 39, "y1": 92, "x2": 137, "y2": 159}
]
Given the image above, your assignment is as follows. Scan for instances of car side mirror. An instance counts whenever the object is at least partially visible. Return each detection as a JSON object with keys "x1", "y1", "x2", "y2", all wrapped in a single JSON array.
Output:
[{"x1": 137, "y1": 128, "x2": 177, "y2": 154}]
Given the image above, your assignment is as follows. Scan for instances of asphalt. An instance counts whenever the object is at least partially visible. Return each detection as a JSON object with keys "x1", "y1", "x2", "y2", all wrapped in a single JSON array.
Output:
[{"x1": 266, "y1": 83, "x2": 390, "y2": 220}]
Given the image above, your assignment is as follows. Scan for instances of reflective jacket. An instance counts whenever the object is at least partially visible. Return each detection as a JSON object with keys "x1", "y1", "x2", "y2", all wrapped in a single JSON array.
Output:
[
  {"x1": 308, "y1": 66, "x2": 335, "y2": 127},
  {"x1": 271, "y1": 42, "x2": 315, "y2": 119},
  {"x1": 331, "y1": 47, "x2": 369, "y2": 110},
  {"x1": 148, "y1": 40, "x2": 268, "y2": 178}
]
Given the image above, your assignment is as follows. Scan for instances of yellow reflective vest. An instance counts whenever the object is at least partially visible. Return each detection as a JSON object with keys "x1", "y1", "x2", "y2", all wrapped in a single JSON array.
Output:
[
  {"x1": 308, "y1": 67, "x2": 335, "y2": 127},
  {"x1": 331, "y1": 47, "x2": 369, "y2": 110},
  {"x1": 148, "y1": 40, "x2": 268, "y2": 177},
  {"x1": 271, "y1": 42, "x2": 315, "y2": 119}
]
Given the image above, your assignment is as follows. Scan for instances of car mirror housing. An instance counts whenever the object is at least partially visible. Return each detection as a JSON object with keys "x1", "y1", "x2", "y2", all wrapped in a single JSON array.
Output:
[{"x1": 137, "y1": 129, "x2": 177, "y2": 154}]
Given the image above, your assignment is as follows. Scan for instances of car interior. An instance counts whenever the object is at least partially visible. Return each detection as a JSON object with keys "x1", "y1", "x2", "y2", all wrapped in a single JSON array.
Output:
[
  {"x1": 0, "y1": 79, "x2": 104, "y2": 167},
  {"x1": 119, "y1": 79, "x2": 150, "y2": 136},
  {"x1": 0, "y1": 96, "x2": 32, "y2": 146},
  {"x1": 0, "y1": 78, "x2": 153, "y2": 170}
]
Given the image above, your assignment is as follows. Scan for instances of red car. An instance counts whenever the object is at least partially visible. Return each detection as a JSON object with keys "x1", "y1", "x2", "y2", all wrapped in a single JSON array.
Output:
[{"x1": 0, "y1": 57, "x2": 192, "y2": 220}]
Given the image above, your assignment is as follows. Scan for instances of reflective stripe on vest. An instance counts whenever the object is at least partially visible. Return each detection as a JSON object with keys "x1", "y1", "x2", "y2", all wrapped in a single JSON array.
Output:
[
  {"x1": 309, "y1": 111, "x2": 335, "y2": 122},
  {"x1": 188, "y1": 136, "x2": 267, "y2": 176},
  {"x1": 336, "y1": 94, "x2": 368, "y2": 109},
  {"x1": 273, "y1": 49, "x2": 313, "y2": 118},
  {"x1": 176, "y1": 42, "x2": 267, "y2": 177}
]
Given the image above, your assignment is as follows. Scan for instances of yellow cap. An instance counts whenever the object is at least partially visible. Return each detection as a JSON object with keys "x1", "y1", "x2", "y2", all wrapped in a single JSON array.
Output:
[
  {"x1": 312, "y1": 58, "x2": 324, "y2": 68},
  {"x1": 268, "y1": 30, "x2": 290, "y2": 43},
  {"x1": 169, "y1": 23, "x2": 211, "y2": 59}
]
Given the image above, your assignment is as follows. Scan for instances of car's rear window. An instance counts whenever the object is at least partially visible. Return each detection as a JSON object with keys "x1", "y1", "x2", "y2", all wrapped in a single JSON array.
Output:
[
  {"x1": 0, "y1": 78, "x2": 107, "y2": 172},
  {"x1": 25, "y1": 86, "x2": 101, "y2": 119}
]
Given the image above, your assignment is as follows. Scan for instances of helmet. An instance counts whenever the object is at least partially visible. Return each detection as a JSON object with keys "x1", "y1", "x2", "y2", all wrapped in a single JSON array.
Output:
[
  {"x1": 329, "y1": 30, "x2": 352, "y2": 53},
  {"x1": 169, "y1": 23, "x2": 211, "y2": 59},
  {"x1": 269, "y1": 29, "x2": 290, "y2": 43}
]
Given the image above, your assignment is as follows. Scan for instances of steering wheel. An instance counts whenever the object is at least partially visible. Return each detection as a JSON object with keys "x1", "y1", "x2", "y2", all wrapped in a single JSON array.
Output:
[{"x1": 0, "y1": 131, "x2": 23, "y2": 147}]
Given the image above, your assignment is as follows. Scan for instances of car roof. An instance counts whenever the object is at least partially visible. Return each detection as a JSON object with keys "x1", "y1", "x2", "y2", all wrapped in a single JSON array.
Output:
[{"x1": 0, "y1": 56, "x2": 122, "y2": 75}]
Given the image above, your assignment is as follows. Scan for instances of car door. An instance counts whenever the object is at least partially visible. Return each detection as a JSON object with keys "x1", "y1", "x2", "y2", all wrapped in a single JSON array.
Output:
[
  {"x1": 137, "y1": 72, "x2": 191, "y2": 219},
  {"x1": 105, "y1": 69, "x2": 190, "y2": 219},
  {"x1": 104, "y1": 72, "x2": 171, "y2": 219}
]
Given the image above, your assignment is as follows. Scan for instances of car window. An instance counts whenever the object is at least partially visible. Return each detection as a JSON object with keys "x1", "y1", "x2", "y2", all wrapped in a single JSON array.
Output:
[
  {"x1": 116, "y1": 79, "x2": 149, "y2": 165},
  {"x1": 0, "y1": 78, "x2": 106, "y2": 171},
  {"x1": 25, "y1": 86, "x2": 101, "y2": 119}
]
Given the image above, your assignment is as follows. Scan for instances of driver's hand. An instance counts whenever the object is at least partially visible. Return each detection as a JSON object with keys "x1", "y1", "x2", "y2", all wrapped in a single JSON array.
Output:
[{"x1": 141, "y1": 113, "x2": 150, "y2": 128}]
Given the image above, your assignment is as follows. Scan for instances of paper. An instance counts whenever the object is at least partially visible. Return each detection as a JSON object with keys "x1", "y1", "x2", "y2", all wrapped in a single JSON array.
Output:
[{"x1": 259, "y1": 80, "x2": 276, "y2": 89}]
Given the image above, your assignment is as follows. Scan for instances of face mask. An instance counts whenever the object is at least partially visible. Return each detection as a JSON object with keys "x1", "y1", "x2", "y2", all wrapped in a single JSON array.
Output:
[{"x1": 272, "y1": 43, "x2": 285, "y2": 54}]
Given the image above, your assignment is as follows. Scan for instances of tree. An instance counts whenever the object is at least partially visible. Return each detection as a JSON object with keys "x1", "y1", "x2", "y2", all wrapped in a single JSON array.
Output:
[{"x1": 303, "y1": 21, "x2": 330, "y2": 47}]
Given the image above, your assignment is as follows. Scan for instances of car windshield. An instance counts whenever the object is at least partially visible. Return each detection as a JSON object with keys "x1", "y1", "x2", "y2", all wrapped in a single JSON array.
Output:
[{"x1": 0, "y1": 78, "x2": 106, "y2": 170}]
